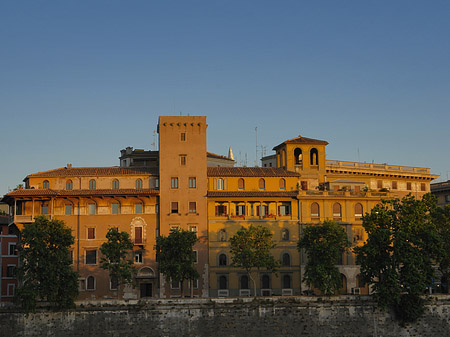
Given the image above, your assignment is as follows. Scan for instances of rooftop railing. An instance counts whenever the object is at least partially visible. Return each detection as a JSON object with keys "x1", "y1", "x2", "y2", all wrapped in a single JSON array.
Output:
[{"x1": 326, "y1": 160, "x2": 430, "y2": 174}]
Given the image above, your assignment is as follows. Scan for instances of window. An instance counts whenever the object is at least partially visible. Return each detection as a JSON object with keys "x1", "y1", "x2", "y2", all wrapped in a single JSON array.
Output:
[
  {"x1": 7, "y1": 284, "x2": 15, "y2": 297},
  {"x1": 66, "y1": 180, "x2": 73, "y2": 190},
  {"x1": 355, "y1": 203, "x2": 363, "y2": 218},
  {"x1": 333, "y1": 203, "x2": 342, "y2": 217},
  {"x1": 135, "y1": 203, "x2": 143, "y2": 214},
  {"x1": 217, "y1": 178, "x2": 224, "y2": 190},
  {"x1": 310, "y1": 148, "x2": 318, "y2": 165},
  {"x1": 446, "y1": 195, "x2": 450, "y2": 202},
  {"x1": 215, "y1": 204, "x2": 227, "y2": 216},
  {"x1": 278, "y1": 203, "x2": 290, "y2": 216},
  {"x1": 236, "y1": 204, "x2": 245, "y2": 216},
  {"x1": 9, "y1": 243, "x2": 17, "y2": 256},
  {"x1": 86, "y1": 276, "x2": 95, "y2": 290},
  {"x1": 238, "y1": 178, "x2": 245, "y2": 190},
  {"x1": 171, "y1": 177, "x2": 179, "y2": 189},
  {"x1": 294, "y1": 148, "x2": 302, "y2": 165},
  {"x1": 282, "y1": 275, "x2": 291, "y2": 289},
  {"x1": 135, "y1": 251, "x2": 143, "y2": 264},
  {"x1": 301, "y1": 181, "x2": 307, "y2": 190},
  {"x1": 189, "y1": 202, "x2": 197, "y2": 213},
  {"x1": 89, "y1": 179, "x2": 96, "y2": 190},
  {"x1": 135, "y1": 227, "x2": 143, "y2": 244},
  {"x1": 189, "y1": 177, "x2": 196, "y2": 188},
  {"x1": 218, "y1": 229, "x2": 227, "y2": 242},
  {"x1": 65, "y1": 204, "x2": 72, "y2": 215},
  {"x1": 112, "y1": 203, "x2": 120, "y2": 214},
  {"x1": 259, "y1": 178, "x2": 265, "y2": 190},
  {"x1": 180, "y1": 155, "x2": 187, "y2": 166},
  {"x1": 112, "y1": 179, "x2": 119, "y2": 189},
  {"x1": 171, "y1": 202, "x2": 179, "y2": 214},
  {"x1": 240, "y1": 275, "x2": 249, "y2": 289},
  {"x1": 110, "y1": 276, "x2": 119, "y2": 290},
  {"x1": 189, "y1": 225, "x2": 197, "y2": 237},
  {"x1": 155, "y1": 178, "x2": 159, "y2": 189},
  {"x1": 136, "y1": 179, "x2": 143, "y2": 189},
  {"x1": 311, "y1": 202, "x2": 320, "y2": 217},
  {"x1": 421, "y1": 183, "x2": 426, "y2": 192},
  {"x1": 180, "y1": 132, "x2": 186, "y2": 141},
  {"x1": 42, "y1": 204, "x2": 48, "y2": 215},
  {"x1": 392, "y1": 181, "x2": 398, "y2": 190},
  {"x1": 85, "y1": 250, "x2": 97, "y2": 264},
  {"x1": 43, "y1": 180, "x2": 49, "y2": 189},
  {"x1": 261, "y1": 275, "x2": 270, "y2": 289},
  {"x1": 407, "y1": 182, "x2": 412, "y2": 191},
  {"x1": 279, "y1": 178, "x2": 286, "y2": 190},
  {"x1": 88, "y1": 203, "x2": 96, "y2": 215},
  {"x1": 189, "y1": 279, "x2": 199, "y2": 289},
  {"x1": 219, "y1": 253, "x2": 227, "y2": 266},
  {"x1": 219, "y1": 275, "x2": 228, "y2": 290},
  {"x1": 281, "y1": 229, "x2": 289, "y2": 241},
  {"x1": 377, "y1": 180, "x2": 383, "y2": 189},
  {"x1": 87, "y1": 228, "x2": 95, "y2": 240},
  {"x1": 171, "y1": 280, "x2": 180, "y2": 289},
  {"x1": 193, "y1": 250, "x2": 198, "y2": 263},
  {"x1": 282, "y1": 253, "x2": 291, "y2": 267},
  {"x1": 6, "y1": 265, "x2": 16, "y2": 277}
]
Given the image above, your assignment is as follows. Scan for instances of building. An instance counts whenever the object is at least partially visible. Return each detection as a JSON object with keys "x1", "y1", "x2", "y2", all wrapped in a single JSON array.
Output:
[
  {"x1": 431, "y1": 180, "x2": 450, "y2": 208},
  {"x1": 2, "y1": 116, "x2": 438, "y2": 300},
  {"x1": 0, "y1": 214, "x2": 18, "y2": 302}
]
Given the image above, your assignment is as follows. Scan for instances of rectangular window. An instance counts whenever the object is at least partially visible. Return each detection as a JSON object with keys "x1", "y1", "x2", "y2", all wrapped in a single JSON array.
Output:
[
  {"x1": 135, "y1": 203, "x2": 143, "y2": 214},
  {"x1": 193, "y1": 250, "x2": 198, "y2": 263},
  {"x1": 180, "y1": 132, "x2": 186, "y2": 142},
  {"x1": 112, "y1": 203, "x2": 120, "y2": 214},
  {"x1": 171, "y1": 202, "x2": 179, "y2": 214},
  {"x1": 189, "y1": 202, "x2": 197, "y2": 213},
  {"x1": 9, "y1": 243, "x2": 17, "y2": 256},
  {"x1": 180, "y1": 155, "x2": 187, "y2": 166},
  {"x1": 377, "y1": 180, "x2": 383, "y2": 189},
  {"x1": 88, "y1": 204, "x2": 96, "y2": 215},
  {"x1": 392, "y1": 181, "x2": 398, "y2": 190},
  {"x1": 87, "y1": 228, "x2": 95, "y2": 240},
  {"x1": 171, "y1": 177, "x2": 179, "y2": 189},
  {"x1": 85, "y1": 250, "x2": 97, "y2": 265},
  {"x1": 279, "y1": 204, "x2": 291, "y2": 216},
  {"x1": 6, "y1": 265, "x2": 16, "y2": 277},
  {"x1": 189, "y1": 279, "x2": 199, "y2": 289},
  {"x1": 189, "y1": 177, "x2": 197, "y2": 188},
  {"x1": 110, "y1": 277, "x2": 119, "y2": 290},
  {"x1": 300, "y1": 181, "x2": 307, "y2": 191},
  {"x1": 189, "y1": 225, "x2": 197, "y2": 237},
  {"x1": 420, "y1": 183, "x2": 426, "y2": 192},
  {"x1": 65, "y1": 205, "x2": 72, "y2": 215},
  {"x1": 407, "y1": 182, "x2": 412, "y2": 191},
  {"x1": 236, "y1": 205, "x2": 245, "y2": 216},
  {"x1": 155, "y1": 178, "x2": 159, "y2": 189},
  {"x1": 135, "y1": 251, "x2": 143, "y2": 264},
  {"x1": 42, "y1": 205, "x2": 48, "y2": 215},
  {"x1": 135, "y1": 227, "x2": 143, "y2": 244},
  {"x1": 7, "y1": 284, "x2": 15, "y2": 297},
  {"x1": 446, "y1": 195, "x2": 450, "y2": 202},
  {"x1": 215, "y1": 204, "x2": 227, "y2": 216}
]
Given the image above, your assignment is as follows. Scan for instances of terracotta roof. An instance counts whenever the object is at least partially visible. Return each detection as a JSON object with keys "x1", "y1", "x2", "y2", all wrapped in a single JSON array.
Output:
[
  {"x1": 4, "y1": 188, "x2": 158, "y2": 198},
  {"x1": 26, "y1": 166, "x2": 158, "y2": 178},
  {"x1": 273, "y1": 135, "x2": 328, "y2": 150},
  {"x1": 207, "y1": 167, "x2": 299, "y2": 177},
  {"x1": 208, "y1": 191, "x2": 299, "y2": 198},
  {"x1": 207, "y1": 152, "x2": 234, "y2": 161}
]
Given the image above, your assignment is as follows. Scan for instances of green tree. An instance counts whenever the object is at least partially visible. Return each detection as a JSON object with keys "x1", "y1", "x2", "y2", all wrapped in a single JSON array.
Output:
[
  {"x1": 100, "y1": 227, "x2": 136, "y2": 296},
  {"x1": 15, "y1": 215, "x2": 78, "y2": 312},
  {"x1": 354, "y1": 194, "x2": 441, "y2": 323},
  {"x1": 431, "y1": 204, "x2": 450, "y2": 293},
  {"x1": 298, "y1": 221, "x2": 350, "y2": 295},
  {"x1": 229, "y1": 224, "x2": 278, "y2": 296},
  {"x1": 156, "y1": 228, "x2": 199, "y2": 297}
]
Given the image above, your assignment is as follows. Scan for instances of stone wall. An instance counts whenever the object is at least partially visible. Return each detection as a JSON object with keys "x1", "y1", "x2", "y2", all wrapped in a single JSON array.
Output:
[{"x1": 2, "y1": 295, "x2": 450, "y2": 337}]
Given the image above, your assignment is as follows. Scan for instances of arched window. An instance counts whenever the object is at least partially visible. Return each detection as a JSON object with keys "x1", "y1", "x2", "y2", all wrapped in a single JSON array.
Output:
[
  {"x1": 43, "y1": 180, "x2": 50, "y2": 189},
  {"x1": 281, "y1": 229, "x2": 289, "y2": 241},
  {"x1": 219, "y1": 275, "x2": 228, "y2": 290},
  {"x1": 112, "y1": 179, "x2": 119, "y2": 189},
  {"x1": 282, "y1": 253, "x2": 291, "y2": 267},
  {"x1": 66, "y1": 179, "x2": 73, "y2": 190},
  {"x1": 311, "y1": 202, "x2": 320, "y2": 217},
  {"x1": 279, "y1": 178, "x2": 286, "y2": 190},
  {"x1": 310, "y1": 148, "x2": 319, "y2": 165},
  {"x1": 136, "y1": 179, "x2": 143, "y2": 189},
  {"x1": 217, "y1": 178, "x2": 224, "y2": 190},
  {"x1": 258, "y1": 178, "x2": 265, "y2": 190},
  {"x1": 238, "y1": 178, "x2": 245, "y2": 190},
  {"x1": 333, "y1": 203, "x2": 342, "y2": 217},
  {"x1": 86, "y1": 276, "x2": 95, "y2": 290},
  {"x1": 219, "y1": 253, "x2": 227, "y2": 266},
  {"x1": 240, "y1": 275, "x2": 249, "y2": 289},
  {"x1": 282, "y1": 275, "x2": 291, "y2": 289},
  {"x1": 89, "y1": 179, "x2": 96, "y2": 190},
  {"x1": 294, "y1": 148, "x2": 302, "y2": 165},
  {"x1": 218, "y1": 229, "x2": 227, "y2": 242},
  {"x1": 261, "y1": 275, "x2": 270, "y2": 289},
  {"x1": 355, "y1": 203, "x2": 363, "y2": 217}
]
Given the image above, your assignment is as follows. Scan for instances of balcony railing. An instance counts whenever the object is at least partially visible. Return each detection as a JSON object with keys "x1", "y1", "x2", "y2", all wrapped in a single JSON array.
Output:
[{"x1": 326, "y1": 160, "x2": 430, "y2": 174}]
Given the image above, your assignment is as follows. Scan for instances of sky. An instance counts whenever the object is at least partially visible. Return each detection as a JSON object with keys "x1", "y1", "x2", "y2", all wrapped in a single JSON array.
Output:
[{"x1": 1, "y1": 0, "x2": 449, "y2": 196}]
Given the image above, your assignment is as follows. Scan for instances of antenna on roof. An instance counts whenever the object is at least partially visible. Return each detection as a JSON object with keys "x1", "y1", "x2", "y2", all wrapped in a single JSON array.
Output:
[{"x1": 255, "y1": 127, "x2": 258, "y2": 167}]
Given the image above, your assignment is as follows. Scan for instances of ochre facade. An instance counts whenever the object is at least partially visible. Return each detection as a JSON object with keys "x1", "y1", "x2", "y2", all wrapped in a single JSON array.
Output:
[{"x1": 2, "y1": 115, "x2": 438, "y2": 300}]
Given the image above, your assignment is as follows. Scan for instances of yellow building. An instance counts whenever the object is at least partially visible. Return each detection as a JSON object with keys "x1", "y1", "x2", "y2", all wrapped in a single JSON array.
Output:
[{"x1": 2, "y1": 116, "x2": 438, "y2": 300}]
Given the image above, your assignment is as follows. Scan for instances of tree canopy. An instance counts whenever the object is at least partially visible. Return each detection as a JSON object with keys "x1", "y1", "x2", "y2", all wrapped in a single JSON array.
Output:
[
  {"x1": 229, "y1": 224, "x2": 278, "y2": 296},
  {"x1": 298, "y1": 220, "x2": 350, "y2": 295},
  {"x1": 15, "y1": 215, "x2": 78, "y2": 312},
  {"x1": 155, "y1": 228, "x2": 199, "y2": 297},
  {"x1": 100, "y1": 227, "x2": 136, "y2": 293},
  {"x1": 354, "y1": 194, "x2": 441, "y2": 323}
]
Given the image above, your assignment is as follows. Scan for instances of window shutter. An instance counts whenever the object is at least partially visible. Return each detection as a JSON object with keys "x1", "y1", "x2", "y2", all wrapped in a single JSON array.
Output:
[
  {"x1": 224, "y1": 205, "x2": 227, "y2": 215},
  {"x1": 213, "y1": 178, "x2": 217, "y2": 190},
  {"x1": 278, "y1": 206, "x2": 281, "y2": 216},
  {"x1": 215, "y1": 205, "x2": 219, "y2": 216},
  {"x1": 224, "y1": 178, "x2": 227, "y2": 190}
]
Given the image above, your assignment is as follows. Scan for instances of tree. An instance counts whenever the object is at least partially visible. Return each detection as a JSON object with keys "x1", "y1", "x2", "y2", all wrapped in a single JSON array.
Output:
[
  {"x1": 100, "y1": 227, "x2": 136, "y2": 296},
  {"x1": 431, "y1": 204, "x2": 450, "y2": 293},
  {"x1": 298, "y1": 221, "x2": 350, "y2": 295},
  {"x1": 15, "y1": 215, "x2": 78, "y2": 312},
  {"x1": 229, "y1": 224, "x2": 278, "y2": 296},
  {"x1": 354, "y1": 194, "x2": 441, "y2": 323},
  {"x1": 156, "y1": 228, "x2": 199, "y2": 297}
]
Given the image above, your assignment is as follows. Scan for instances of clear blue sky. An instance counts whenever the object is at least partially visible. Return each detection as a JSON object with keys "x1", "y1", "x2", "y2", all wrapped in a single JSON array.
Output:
[{"x1": 1, "y1": 0, "x2": 449, "y2": 195}]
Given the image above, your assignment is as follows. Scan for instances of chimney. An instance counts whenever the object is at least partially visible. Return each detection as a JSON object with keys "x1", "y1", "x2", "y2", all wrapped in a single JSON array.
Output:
[{"x1": 67, "y1": 164, "x2": 72, "y2": 169}]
